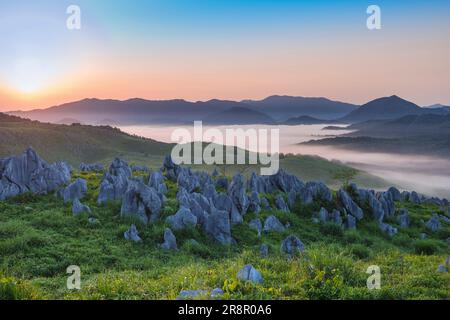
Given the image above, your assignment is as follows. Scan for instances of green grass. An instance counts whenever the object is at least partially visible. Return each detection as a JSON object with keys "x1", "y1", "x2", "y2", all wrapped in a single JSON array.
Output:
[{"x1": 0, "y1": 171, "x2": 448, "y2": 300}]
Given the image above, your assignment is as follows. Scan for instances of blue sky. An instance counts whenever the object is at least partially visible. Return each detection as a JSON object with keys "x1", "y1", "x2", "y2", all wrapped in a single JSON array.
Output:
[{"x1": 1, "y1": 0, "x2": 449, "y2": 109}]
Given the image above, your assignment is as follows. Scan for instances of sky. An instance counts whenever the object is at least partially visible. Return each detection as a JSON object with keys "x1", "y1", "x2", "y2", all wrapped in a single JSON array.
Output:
[{"x1": 0, "y1": 0, "x2": 449, "y2": 111}]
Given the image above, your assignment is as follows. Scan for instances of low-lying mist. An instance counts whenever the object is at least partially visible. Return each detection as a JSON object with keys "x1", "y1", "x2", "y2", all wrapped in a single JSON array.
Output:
[{"x1": 119, "y1": 124, "x2": 450, "y2": 199}]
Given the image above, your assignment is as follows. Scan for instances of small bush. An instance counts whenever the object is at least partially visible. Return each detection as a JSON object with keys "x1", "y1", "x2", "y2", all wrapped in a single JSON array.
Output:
[
  {"x1": 413, "y1": 239, "x2": 440, "y2": 255},
  {"x1": 349, "y1": 244, "x2": 371, "y2": 260},
  {"x1": 319, "y1": 222, "x2": 344, "y2": 238}
]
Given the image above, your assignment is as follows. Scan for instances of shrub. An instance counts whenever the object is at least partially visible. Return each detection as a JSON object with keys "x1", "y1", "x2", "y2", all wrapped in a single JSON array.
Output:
[
  {"x1": 349, "y1": 244, "x2": 372, "y2": 260},
  {"x1": 319, "y1": 222, "x2": 344, "y2": 238},
  {"x1": 413, "y1": 239, "x2": 440, "y2": 255}
]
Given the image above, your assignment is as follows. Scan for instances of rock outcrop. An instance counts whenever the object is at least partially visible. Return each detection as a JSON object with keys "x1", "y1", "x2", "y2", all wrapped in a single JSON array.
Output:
[
  {"x1": 237, "y1": 265, "x2": 264, "y2": 284},
  {"x1": 124, "y1": 224, "x2": 142, "y2": 242},
  {"x1": 166, "y1": 207, "x2": 198, "y2": 230},
  {"x1": 281, "y1": 235, "x2": 305, "y2": 255},
  {"x1": 338, "y1": 189, "x2": 364, "y2": 220},
  {"x1": 58, "y1": 178, "x2": 87, "y2": 203},
  {"x1": 97, "y1": 158, "x2": 132, "y2": 204},
  {"x1": 160, "y1": 228, "x2": 177, "y2": 250},
  {"x1": 79, "y1": 163, "x2": 104, "y2": 173},
  {"x1": 263, "y1": 215, "x2": 285, "y2": 233},
  {"x1": 0, "y1": 148, "x2": 71, "y2": 200},
  {"x1": 426, "y1": 214, "x2": 441, "y2": 232},
  {"x1": 72, "y1": 198, "x2": 91, "y2": 216},
  {"x1": 120, "y1": 180, "x2": 162, "y2": 224}
]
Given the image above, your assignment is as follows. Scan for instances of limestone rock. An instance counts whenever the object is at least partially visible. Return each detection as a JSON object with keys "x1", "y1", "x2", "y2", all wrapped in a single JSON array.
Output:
[
  {"x1": 338, "y1": 189, "x2": 364, "y2": 220},
  {"x1": 263, "y1": 215, "x2": 285, "y2": 233},
  {"x1": 120, "y1": 180, "x2": 162, "y2": 224},
  {"x1": 397, "y1": 209, "x2": 410, "y2": 228},
  {"x1": 426, "y1": 214, "x2": 441, "y2": 232},
  {"x1": 0, "y1": 148, "x2": 71, "y2": 200},
  {"x1": 249, "y1": 219, "x2": 262, "y2": 237},
  {"x1": 281, "y1": 235, "x2": 305, "y2": 255},
  {"x1": 203, "y1": 206, "x2": 233, "y2": 245},
  {"x1": 160, "y1": 228, "x2": 177, "y2": 250},
  {"x1": 97, "y1": 158, "x2": 132, "y2": 204},
  {"x1": 166, "y1": 207, "x2": 198, "y2": 230},
  {"x1": 379, "y1": 222, "x2": 398, "y2": 237},
  {"x1": 237, "y1": 265, "x2": 264, "y2": 284},
  {"x1": 274, "y1": 194, "x2": 290, "y2": 212},
  {"x1": 72, "y1": 198, "x2": 91, "y2": 216},
  {"x1": 124, "y1": 224, "x2": 142, "y2": 242},
  {"x1": 59, "y1": 178, "x2": 87, "y2": 203},
  {"x1": 79, "y1": 163, "x2": 104, "y2": 173}
]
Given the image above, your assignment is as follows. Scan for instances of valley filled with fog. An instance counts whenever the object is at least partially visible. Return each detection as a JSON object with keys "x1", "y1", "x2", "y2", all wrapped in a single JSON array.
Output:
[{"x1": 119, "y1": 124, "x2": 450, "y2": 198}]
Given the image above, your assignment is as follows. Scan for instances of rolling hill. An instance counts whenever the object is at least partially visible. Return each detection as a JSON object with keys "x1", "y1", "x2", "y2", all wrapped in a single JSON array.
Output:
[
  {"x1": 0, "y1": 113, "x2": 173, "y2": 166},
  {"x1": 202, "y1": 107, "x2": 275, "y2": 125},
  {"x1": 340, "y1": 95, "x2": 450, "y2": 123}
]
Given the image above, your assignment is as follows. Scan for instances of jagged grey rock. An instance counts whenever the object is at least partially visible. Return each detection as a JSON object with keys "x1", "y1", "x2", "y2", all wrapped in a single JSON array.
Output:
[
  {"x1": 215, "y1": 177, "x2": 228, "y2": 190},
  {"x1": 281, "y1": 235, "x2": 305, "y2": 255},
  {"x1": 306, "y1": 181, "x2": 333, "y2": 203},
  {"x1": 237, "y1": 265, "x2": 264, "y2": 284},
  {"x1": 124, "y1": 224, "x2": 142, "y2": 242},
  {"x1": 345, "y1": 214, "x2": 357, "y2": 230},
  {"x1": 260, "y1": 244, "x2": 269, "y2": 257},
  {"x1": 228, "y1": 174, "x2": 249, "y2": 216},
  {"x1": 177, "y1": 168, "x2": 200, "y2": 193},
  {"x1": 160, "y1": 228, "x2": 177, "y2": 250},
  {"x1": 260, "y1": 197, "x2": 270, "y2": 210},
  {"x1": 162, "y1": 155, "x2": 182, "y2": 181},
  {"x1": 379, "y1": 222, "x2": 398, "y2": 237},
  {"x1": 120, "y1": 180, "x2": 162, "y2": 224},
  {"x1": 330, "y1": 209, "x2": 343, "y2": 225},
  {"x1": 409, "y1": 191, "x2": 421, "y2": 204},
  {"x1": 338, "y1": 189, "x2": 364, "y2": 220},
  {"x1": 148, "y1": 171, "x2": 167, "y2": 195},
  {"x1": 177, "y1": 289, "x2": 208, "y2": 300},
  {"x1": 378, "y1": 192, "x2": 395, "y2": 217},
  {"x1": 202, "y1": 183, "x2": 217, "y2": 200},
  {"x1": 437, "y1": 256, "x2": 449, "y2": 273},
  {"x1": 59, "y1": 178, "x2": 87, "y2": 203},
  {"x1": 263, "y1": 215, "x2": 286, "y2": 233},
  {"x1": 397, "y1": 209, "x2": 410, "y2": 228},
  {"x1": 426, "y1": 214, "x2": 441, "y2": 232},
  {"x1": 211, "y1": 288, "x2": 224, "y2": 298},
  {"x1": 97, "y1": 158, "x2": 132, "y2": 204},
  {"x1": 387, "y1": 187, "x2": 401, "y2": 201},
  {"x1": 214, "y1": 193, "x2": 242, "y2": 225},
  {"x1": 248, "y1": 191, "x2": 261, "y2": 214},
  {"x1": 72, "y1": 198, "x2": 91, "y2": 216},
  {"x1": 79, "y1": 163, "x2": 104, "y2": 173},
  {"x1": 203, "y1": 206, "x2": 233, "y2": 245},
  {"x1": 166, "y1": 207, "x2": 198, "y2": 230},
  {"x1": 0, "y1": 147, "x2": 71, "y2": 200},
  {"x1": 249, "y1": 219, "x2": 262, "y2": 237},
  {"x1": 274, "y1": 194, "x2": 289, "y2": 212},
  {"x1": 317, "y1": 207, "x2": 329, "y2": 222}
]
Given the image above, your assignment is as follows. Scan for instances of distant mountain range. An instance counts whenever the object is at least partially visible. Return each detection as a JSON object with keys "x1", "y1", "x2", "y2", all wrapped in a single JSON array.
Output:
[
  {"x1": 304, "y1": 114, "x2": 450, "y2": 157},
  {"x1": 7, "y1": 95, "x2": 450, "y2": 126}
]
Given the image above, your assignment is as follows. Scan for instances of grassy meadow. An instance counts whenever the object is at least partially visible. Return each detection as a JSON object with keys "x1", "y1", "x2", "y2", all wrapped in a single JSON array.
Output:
[{"x1": 0, "y1": 171, "x2": 448, "y2": 300}]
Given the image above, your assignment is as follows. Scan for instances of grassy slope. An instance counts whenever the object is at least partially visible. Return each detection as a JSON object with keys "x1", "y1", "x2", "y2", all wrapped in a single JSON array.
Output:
[
  {"x1": 0, "y1": 172, "x2": 448, "y2": 300},
  {"x1": 0, "y1": 117, "x2": 172, "y2": 167}
]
